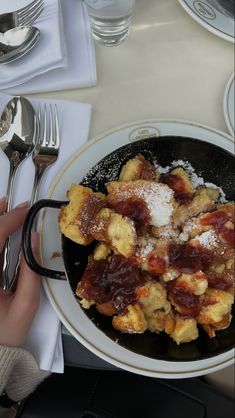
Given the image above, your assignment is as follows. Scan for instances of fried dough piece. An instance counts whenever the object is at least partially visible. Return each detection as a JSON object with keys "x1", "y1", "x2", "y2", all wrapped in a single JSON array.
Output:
[
  {"x1": 151, "y1": 224, "x2": 180, "y2": 240},
  {"x1": 147, "y1": 311, "x2": 175, "y2": 334},
  {"x1": 119, "y1": 154, "x2": 159, "y2": 182},
  {"x1": 112, "y1": 304, "x2": 147, "y2": 334},
  {"x1": 137, "y1": 281, "x2": 169, "y2": 317},
  {"x1": 181, "y1": 217, "x2": 211, "y2": 239},
  {"x1": 76, "y1": 283, "x2": 95, "y2": 309},
  {"x1": 205, "y1": 188, "x2": 220, "y2": 201},
  {"x1": 93, "y1": 242, "x2": 111, "y2": 261},
  {"x1": 190, "y1": 231, "x2": 233, "y2": 261},
  {"x1": 216, "y1": 202, "x2": 235, "y2": 222},
  {"x1": 175, "y1": 272, "x2": 208, "y2": 296},
  {"x1": 162, "y1": 267, "x2": 181, "y2": 283},
  {"x1": 167, "y1": 278, "x2": 201, "y2": 318},
  {"x1": 107, "y1": 180, "x2": 175, "y2": 227},
  {"x1": 206, "y1": 258, "x2": 234, "y2": 294},
  {"x1": 170, "y1": 315, "x2": 199, "y2": 345},
  {"x1": 197, "y1": 288, "x2": 234, "y2": 325},
  {"x1": 171, "y1": 167, "x2": 195, "y2": 193},
  {"x1": 173, "y1": 187, "x2": 219, "y2": 227},
  {"x1": 90, "y1": 208, "x2": 137, "y2": 258},
  {"x1": 166, "y1": 272, "x2": 208, "y2": 319},
  {"x1": 136, "y1": 280, "x2": 174, "y2": 334},
  {"x1": 161, "y1": 167, "x2": 195, "y2": 197},
  {"x1": 181, "y1": 202, "x2": 235, "y2": 239},
  {"x1": 96, "y1": 302, "x2": 116, "y2": 316},
  {"x1": 135, "y1": 235, "x2": 168, "y2": 275},
  {"x1": 202, "y1": 313, "x2": 232, "y2": 338},
  {"x1": 59, "y1": 184, "x2": 106, "y2": 245}
]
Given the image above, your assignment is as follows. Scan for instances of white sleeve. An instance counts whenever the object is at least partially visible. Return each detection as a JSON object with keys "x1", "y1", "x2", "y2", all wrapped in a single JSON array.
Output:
[{"x1": 0, "y1": 345, "x2": 50, "y2": 402}]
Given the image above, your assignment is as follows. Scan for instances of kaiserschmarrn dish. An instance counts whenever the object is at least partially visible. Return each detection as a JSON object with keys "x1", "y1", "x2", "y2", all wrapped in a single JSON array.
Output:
[{"x1": 59, "y1": 154, "x2": 234, "y2": 345}]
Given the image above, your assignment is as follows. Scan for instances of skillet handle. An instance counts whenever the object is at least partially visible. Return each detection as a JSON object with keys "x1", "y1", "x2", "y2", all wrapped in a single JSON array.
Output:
[{"x1": 22, "y1": 199, "x2": 68, "y2": 280}]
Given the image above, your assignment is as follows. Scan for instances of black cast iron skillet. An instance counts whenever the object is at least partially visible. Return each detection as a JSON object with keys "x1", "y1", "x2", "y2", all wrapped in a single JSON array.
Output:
[{"x1": 22, "y1": 136, "x2": 235, "y2": 362}]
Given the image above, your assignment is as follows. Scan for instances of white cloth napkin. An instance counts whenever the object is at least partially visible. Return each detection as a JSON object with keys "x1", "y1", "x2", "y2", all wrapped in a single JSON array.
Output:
[
  {"x1": 0, "y1": 92, "x2": 92, "y2": 372},
  {"x1": 0, "y1": 0, "x2": 67, "y2": 90},
  {"x1": 3, "y1": 0, "x2": 97, "y2": 94}
]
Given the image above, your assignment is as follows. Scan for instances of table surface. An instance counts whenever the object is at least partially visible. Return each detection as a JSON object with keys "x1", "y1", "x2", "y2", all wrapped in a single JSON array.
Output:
[
  {"x1": 34, "y1": 0, "x2": 234, "y2": 137},
  {"x1": 31, "y1": 0, "x2": 234, "y2": 396}
]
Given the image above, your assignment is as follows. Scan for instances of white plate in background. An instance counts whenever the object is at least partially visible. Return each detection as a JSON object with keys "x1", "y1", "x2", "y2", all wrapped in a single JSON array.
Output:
[
  {"x1": 40, "y1": 119, "x2": 234, "y2": 379},
  {"x1": 223, "y1": 73, "x2": 235, "y2": 137},
  {"x1": 178, "y1": 0, "x2": 234, "y2": 43}
]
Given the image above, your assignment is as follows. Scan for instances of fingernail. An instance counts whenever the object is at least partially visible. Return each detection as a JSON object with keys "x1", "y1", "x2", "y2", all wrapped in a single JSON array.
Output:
[{"x1": 16, "y1": 201, "x2": 30, "y2": 208}]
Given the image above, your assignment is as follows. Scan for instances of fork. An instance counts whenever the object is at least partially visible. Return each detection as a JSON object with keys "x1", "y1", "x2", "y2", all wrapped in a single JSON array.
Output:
[
  {"x1": 5, "y1": 103, "x2": 59, "y2": 289},
  {"x1": 0, "y1": 0, "x2": 44, "y2": 33},
  {"x1": 31, "y1": 103, "x2": 60, "y2": 207}
]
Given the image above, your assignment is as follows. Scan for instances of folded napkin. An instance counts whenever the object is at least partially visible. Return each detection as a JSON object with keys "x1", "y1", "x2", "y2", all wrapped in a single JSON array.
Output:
[
  {"x1": 0, "y1": 0, "x2": 67, "y2": 90},
  {"x1": 3, "y1": 0, "x2": 97, "y2": 94},
  {"x1": 0, "y1": 92, "x2": 92, "y2": 372}
]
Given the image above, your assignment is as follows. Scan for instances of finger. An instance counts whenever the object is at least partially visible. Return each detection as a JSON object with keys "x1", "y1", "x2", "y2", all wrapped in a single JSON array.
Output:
[
  {"x1": 10, "y1": 234, "x2": 40, "y2": 337},
  {"x1": 0, "y1": 288, "x2": 12, "y2": 297},
  {"x1": 0, "y1": 197, "x2": 7, "y2": 215},
  {"x1": 13, "y1": 233, "x2": 40, "y2": 308},
  {"x1": 0, "y1": 202, "x2": 29, "y2": 253}
]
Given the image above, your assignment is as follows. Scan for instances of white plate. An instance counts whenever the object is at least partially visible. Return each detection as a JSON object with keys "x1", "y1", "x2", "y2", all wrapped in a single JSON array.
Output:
[
  {"x1": 223, "y1": 72, "x2": 235, "y2": 137},
  {"x1": 178, "y1": 0, "x2": 235, "y2": 43},
  {"x1": 41, "y1": 119, "x2": 234, "y2": 379}
]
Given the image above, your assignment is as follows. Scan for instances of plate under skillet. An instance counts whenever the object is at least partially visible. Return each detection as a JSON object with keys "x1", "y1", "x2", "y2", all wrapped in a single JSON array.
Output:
[
  {"x1": 178, "y1": 0, "x2": 234, "y2": 43},
  {"x1": 223, "y1": 73, "x2": 235, "y2": 137},
  {"x1": 62, "y1": 136, "x2": 235, "y2": 362}
]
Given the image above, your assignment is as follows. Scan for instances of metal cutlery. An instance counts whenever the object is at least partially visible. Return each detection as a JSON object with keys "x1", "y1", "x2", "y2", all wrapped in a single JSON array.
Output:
[
  {"x1": 0, "y1": 100, "x2": 60, "y2": 288},
  {"x1": 0, "y1": 0, "x2": 44, "y2": 33},
  {"x1": 12, "y1": 104, "x2": 60, "y2": 288},
  {"x1": 31, "y1": 103, "x2": 60, "y2": 207},
  {"x1": 0, "y1": 97, "x2": 36, "y2": 289},
  {"x1": 0, "y1": 26, "x2": 40, "y2": 64}
]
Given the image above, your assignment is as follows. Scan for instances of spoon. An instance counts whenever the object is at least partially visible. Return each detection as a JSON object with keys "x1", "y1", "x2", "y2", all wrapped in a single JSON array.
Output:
[
  {"x1": 0, "y1": 26, "x2": 40, "y2": 65},
  {"x1": 0, "y1": 97, "x2": 36, "y2": 289}
]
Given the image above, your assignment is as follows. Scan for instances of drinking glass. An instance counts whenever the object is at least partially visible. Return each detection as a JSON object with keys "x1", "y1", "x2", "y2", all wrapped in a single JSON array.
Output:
[{"x1": 83, "y1": 0, "x2": 136, "y2": 46}]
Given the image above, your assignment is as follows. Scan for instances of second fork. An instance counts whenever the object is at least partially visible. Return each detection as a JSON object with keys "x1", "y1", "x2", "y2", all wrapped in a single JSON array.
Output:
[
  {"x1": 31, "y1": 103, "x2": 60, "y2": 206},
  {"x1": 0, "y1": 0, "x2": 44, "y2": 33}
]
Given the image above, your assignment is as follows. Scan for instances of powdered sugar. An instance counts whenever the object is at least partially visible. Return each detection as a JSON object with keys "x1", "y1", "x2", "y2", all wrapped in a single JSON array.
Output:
[
  {"x1": 138, "y1": 238, "x2": 155, "y2": 259},
  {"x1": 183, "y1": 218, "x2": 199, "y2": 234},
  {"x1": 195, "y1": 230, "x2": 218, "y2": 249},
  {"x1": 156, "y1": 165, "x2": 170, "y2": 174},
  {"x1": 179, "y1": 232, "x2": 189, "y2": 242},
  {"x1": 155, "y1": 160, "x2": 227, "y2": 203},
  {"x1": 155, "y1": 225, "x2": 179, "y2": 240},
  {"x1": 135, "y1": 183, "x2": 174, "y2": 227}
]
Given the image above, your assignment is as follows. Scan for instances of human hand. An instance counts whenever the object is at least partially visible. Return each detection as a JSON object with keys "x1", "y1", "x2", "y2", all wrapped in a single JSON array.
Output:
[{"x1": 0, "y1": 197, "x2": 40, "y2": 347}]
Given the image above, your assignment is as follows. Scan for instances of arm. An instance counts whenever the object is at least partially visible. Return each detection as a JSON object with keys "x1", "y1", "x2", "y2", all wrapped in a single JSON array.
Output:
[
  {"x1": 0, "y1": 197, "x2": 50, "y2": 402},
  {"x1": 0, "y1": 345, "x2": 49, "y2": 402}
]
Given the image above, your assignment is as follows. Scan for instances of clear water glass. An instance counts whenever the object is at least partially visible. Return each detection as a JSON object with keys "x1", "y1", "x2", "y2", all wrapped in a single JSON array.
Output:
[{"x1": 83, "y1": 0, "x2": 136, "y2": 46}]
